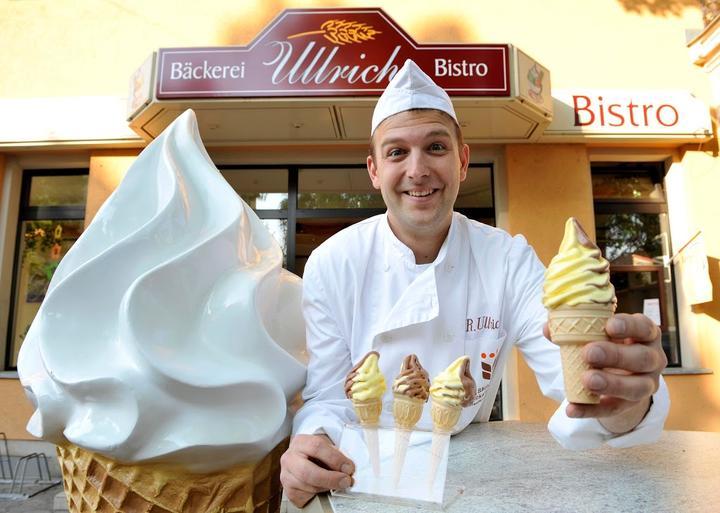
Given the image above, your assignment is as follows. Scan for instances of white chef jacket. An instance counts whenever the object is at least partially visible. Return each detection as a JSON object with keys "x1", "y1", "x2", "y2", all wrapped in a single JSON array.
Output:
[{"x1": 293, "y1": 212, "x2": 669, "y2": 450}]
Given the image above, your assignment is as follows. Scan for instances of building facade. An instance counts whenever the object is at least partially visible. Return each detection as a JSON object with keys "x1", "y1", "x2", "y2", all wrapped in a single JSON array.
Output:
[{"x1": 1, "y1": 0, "x2": 719, "y2": 440}]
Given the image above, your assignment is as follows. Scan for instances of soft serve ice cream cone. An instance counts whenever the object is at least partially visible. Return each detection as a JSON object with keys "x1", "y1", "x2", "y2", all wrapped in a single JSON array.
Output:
[
  {"x1": 345, "y1": 351, "x2": 386, "y2": 477},
  {"x1": 427, "y1": 356, "x2": 475, "y2": 486},
  {"x1": 543, "y1": 217, "x2": 616, "y2": 404},
  {"x1": 391, "y1": 354, "x2": 430, "y2": 486},
  {"x1": 18, "y1": 110, "x2": 307, "y2": 513}
]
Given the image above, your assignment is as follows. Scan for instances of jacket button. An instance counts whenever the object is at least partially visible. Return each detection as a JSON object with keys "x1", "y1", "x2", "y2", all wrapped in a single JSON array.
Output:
[{"x1": 445, "y1": 263, "x2": 454, "y2": 272}]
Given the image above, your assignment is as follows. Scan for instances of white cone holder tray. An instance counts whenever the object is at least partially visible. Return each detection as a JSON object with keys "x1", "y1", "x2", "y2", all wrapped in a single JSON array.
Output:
[{"x1": 332, "y1": 423, "x2": 463, "y2": 509}]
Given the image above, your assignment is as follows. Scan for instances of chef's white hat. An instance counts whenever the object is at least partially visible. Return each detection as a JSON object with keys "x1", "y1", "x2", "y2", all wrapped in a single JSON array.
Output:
[{"x1": 371, "y1": 59, "x2": 458, "y2": 135}]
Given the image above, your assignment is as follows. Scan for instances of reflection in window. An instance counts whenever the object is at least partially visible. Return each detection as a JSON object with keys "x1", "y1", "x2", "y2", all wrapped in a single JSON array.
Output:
[
  {"x1": 592, "y1": 173, "x2": 664, "y2": 200},
  {"x1": 220, "y1": 169, "x2": 288, "y2": 209},
  {"x1": 456, "y1": 166, "x2": 493, "y2": 208},
  {"x1": 29, "y1": 175, "x2": 88, "y2": 206},
  {"x1": 261, "y1": 219, "x2": 288, "y2": 267},
  {"x1": 9, "y1": 220, "x2": 84, "y2": 367},
  {"x1": 299, "y1": 168, "x2": 384, "y2": 209},
  {"x1": 593, "y1": 163, "x2": 680, "y2": 366},
  {"x1": 596, "y1": 213, "x2": 662, "y2": 264},
  {"x1": 7, "y1": 172, "x2": 88, "y2": 369}
]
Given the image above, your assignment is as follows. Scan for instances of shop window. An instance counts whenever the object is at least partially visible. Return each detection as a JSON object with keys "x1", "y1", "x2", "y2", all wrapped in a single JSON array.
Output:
[
  {"x1": 221, "y1": 163, "x2": 501, "y2": 418},
  {"x1": 5, "y1": 171, "x2": 88, "y2": 370},
  {"x1": 592, "y1": 163, "x2": 680, "y2": 366},
  {"x1": 220, "y1": 168, "x2": 289, "y2": 267},
  {"x1": 298, "y1": 168, "x2": 385, "y2": 209}
]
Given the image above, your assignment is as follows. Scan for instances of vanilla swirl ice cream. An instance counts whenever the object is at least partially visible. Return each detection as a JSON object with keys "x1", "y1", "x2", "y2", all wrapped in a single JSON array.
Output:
[
  {"x1": 17, "y1": 109, "x2": 307, "y2": 472},
  {"x1": 543, "y1": 217, "x2": 615, "y2": 309},
  {"x1": 344, "y1": 351, "x2": 386, "y2": 402},
  {"x1": 429, "y1": 356, "x2": 476, "y2": 408}
]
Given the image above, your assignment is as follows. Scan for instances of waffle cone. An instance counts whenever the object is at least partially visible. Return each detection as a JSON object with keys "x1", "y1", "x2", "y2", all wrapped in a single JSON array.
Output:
[
  {"x1": 56, "y1": 438, "x2": 288, "y2": 513},
  {"x1": 548, "y1": 304, "x2": 613, "y2": 404},
  {"x1": 392, "y1": 394, "x2": 425, "y2": 430},
  {"x1": 430, "y1": 400, "x2": 461, "y2": 434},
  {"x1": 352, "y1": 398, "x2": 382, "y2": 426},
  {"x1": 547, "y1": 303, "x2": 613, "y2": 344}
]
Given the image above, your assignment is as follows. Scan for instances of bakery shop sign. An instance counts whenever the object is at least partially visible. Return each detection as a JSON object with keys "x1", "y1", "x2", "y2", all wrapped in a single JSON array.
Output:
[{"x1": 156, "y1": 8, "x2": 510, "y2": 98}]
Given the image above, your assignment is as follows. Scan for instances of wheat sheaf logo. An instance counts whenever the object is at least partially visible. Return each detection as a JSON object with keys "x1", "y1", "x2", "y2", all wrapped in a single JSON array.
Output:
[{"x1": 288, "y1": 19, "x2": 381, "y2": 45}]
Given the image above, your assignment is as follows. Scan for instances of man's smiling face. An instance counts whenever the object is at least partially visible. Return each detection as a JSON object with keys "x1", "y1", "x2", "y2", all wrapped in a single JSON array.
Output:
[{"x1": 367, "y1": 109, "x2": 469, "y2": 241}]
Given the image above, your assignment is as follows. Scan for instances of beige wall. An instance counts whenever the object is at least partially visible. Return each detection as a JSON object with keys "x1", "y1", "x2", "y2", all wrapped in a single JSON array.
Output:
[
  {"x1": 505, "y1": 144, "x2": 595, "y2": 421},
  {"x1": 0, "y1": 379, "x2": 35, "y2": 439},
  {"x1": 662, "y1": 148, "x2": 720, "y2": 431},
  {"x1": 0, "y1": 1, "x2": 710, "y2": 102},
  {"x1": 86, "y1": 152, "x2": 139, "y2": 226}
]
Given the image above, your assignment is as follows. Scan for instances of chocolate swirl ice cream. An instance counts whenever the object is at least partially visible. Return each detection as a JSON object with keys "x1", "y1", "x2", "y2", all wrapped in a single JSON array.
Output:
[
  {"x1": 392, "y1": 354, "x2": 430, "y2": 401},
  {"x1": 430, "y1": 356, "x2": 476, "y2": 408}
]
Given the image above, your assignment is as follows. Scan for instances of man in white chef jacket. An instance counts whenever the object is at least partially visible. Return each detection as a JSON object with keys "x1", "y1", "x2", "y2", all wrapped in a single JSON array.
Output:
[{"x1": 279, "y1": 60, "x2": 670, "y2": 507}]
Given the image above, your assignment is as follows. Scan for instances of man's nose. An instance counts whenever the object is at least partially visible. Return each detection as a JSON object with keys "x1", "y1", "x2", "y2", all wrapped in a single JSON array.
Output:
[{"x1": 406, "y1": 151, "x2": 430, "y2": 180}]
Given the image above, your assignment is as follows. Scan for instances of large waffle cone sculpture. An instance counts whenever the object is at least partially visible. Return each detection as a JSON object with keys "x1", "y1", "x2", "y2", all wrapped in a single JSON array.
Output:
[
  {"x1": 548, "y1": 303, "x2": 613, "y2": 404},
  {"x1": 56, "y1": 438, "x2": 288, "y2": 513}
]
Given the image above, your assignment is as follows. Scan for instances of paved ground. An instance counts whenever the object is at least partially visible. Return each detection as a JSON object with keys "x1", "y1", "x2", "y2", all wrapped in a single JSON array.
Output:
[
  {"x1": 0, "y1": 486, "x2": 64, "y2": 513},
  {"x1": 0, "y1": 451, "x2": 66, "y2": 513}
]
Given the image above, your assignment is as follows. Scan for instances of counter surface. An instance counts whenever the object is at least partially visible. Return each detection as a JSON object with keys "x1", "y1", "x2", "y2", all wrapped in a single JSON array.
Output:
[{"x1": 327, "y1": 421, "x2": 720, "y2": 513}]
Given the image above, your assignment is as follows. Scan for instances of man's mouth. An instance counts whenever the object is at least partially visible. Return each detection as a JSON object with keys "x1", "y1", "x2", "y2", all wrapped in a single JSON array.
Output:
[{"x1": 405, "y1": 189, "x2": 436, "y2": 197}]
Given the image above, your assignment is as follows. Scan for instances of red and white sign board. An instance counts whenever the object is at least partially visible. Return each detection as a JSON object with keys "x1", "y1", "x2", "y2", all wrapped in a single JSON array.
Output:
[
  {"x1": 156, "y1": 8, "x2": 510, "y2": 98},
  {"x1": 543, "y1": 90, "x2": 712, "y2": 141}
]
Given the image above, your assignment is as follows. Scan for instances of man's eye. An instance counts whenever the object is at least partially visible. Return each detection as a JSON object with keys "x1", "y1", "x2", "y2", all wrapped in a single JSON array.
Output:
[
  {"x1": 429, "y1": 142, "x2": 447, "y2": 152},
  {"x1": 387, "y1": 148, "x2": 405, "y2": 157}
]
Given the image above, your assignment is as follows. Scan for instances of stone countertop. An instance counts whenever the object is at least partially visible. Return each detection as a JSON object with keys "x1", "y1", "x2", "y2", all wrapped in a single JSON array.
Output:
[{"x1": 328, "y1": 421, "x2": 720, "y2": 513}]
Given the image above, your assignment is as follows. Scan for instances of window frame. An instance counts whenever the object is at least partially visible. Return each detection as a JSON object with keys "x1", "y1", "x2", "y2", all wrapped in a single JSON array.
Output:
[
  {"x1": 4, "y1": 169, "x2": 88, "y2": 370},
  {"x1": 219, "y1": 163, "x2": 495, "y2": 275},
  {"x1": 592, "y1": 161, "x2": 682, "y2": 367}
]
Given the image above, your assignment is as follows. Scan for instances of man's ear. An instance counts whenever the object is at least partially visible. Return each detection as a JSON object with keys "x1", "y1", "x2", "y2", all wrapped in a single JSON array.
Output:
[
  {"x1": 459, "y1": 143, "x2": 470, "y2": 182},
  {"x1": 367, "y1": 155, "x2": 381, "y2": 189}
]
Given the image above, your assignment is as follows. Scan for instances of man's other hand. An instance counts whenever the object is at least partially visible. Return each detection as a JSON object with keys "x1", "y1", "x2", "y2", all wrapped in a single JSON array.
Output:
[{"x1": 280, "y1": 434, "x2": 355, "y2": 508}]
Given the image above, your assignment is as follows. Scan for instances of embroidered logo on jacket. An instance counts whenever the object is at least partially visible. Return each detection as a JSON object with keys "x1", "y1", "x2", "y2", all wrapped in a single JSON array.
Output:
[{"x1": 466, "y1": 315, "x2": 501, "y2": 333}]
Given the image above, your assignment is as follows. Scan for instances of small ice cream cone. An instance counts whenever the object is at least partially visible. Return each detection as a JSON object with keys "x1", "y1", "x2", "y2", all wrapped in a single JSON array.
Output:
[
  {"x1": 430, "y1": 399, "x2": 462, "y2": 434},
  {"x1": 57, "y1": 438, "x2": 288, "y2": 513},
  {"x1": 352, "y1": 398, "x2": 383, "y2": 426},
  {"x1": 427, "y1": 357, "x2": 476, "y2": 487},
  {"x1": 391, "y1": 355, "x2": 430, "y2": 486},
  {"x1": 393, "y1": 394, "x2": 424, "y2": 430},
  {"x1": 345, "y1": 352, "x2": 386, "y2": 477},
  {"x1": 543, "y1": 218, "x2": 617, "y2": 405}
]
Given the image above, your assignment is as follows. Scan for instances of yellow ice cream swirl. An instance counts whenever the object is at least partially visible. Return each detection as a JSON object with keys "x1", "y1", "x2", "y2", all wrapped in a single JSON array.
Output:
[
  {"x1": 429, "y1": 356, "x2": 476, "y2": 408},
  {"x1": 543, "y1": 217, "x2": 616, "y2": 309},
  {"x1": 345, "y1": 352, "x2": 386, "y2": 402}
]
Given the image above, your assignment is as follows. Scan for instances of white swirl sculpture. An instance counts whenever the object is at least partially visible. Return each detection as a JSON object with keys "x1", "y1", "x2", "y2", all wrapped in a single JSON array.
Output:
[{"x1": 18, "y1": 110, "x2": 307, "y2": 472}]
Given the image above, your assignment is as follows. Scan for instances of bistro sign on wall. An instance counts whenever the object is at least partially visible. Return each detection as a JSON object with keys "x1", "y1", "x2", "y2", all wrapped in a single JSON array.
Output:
[
  {"x1": 156, "y1": 8, "x2": 510, "y2": 98},
  {"x1": 542, "y1": 89, "x2": 712, "y2": 141}
]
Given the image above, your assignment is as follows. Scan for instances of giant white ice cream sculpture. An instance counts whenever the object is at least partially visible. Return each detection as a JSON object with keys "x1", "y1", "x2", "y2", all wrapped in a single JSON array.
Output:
[{"x1": 18, "y1": 110, "x2": 307, "y2": 513}]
